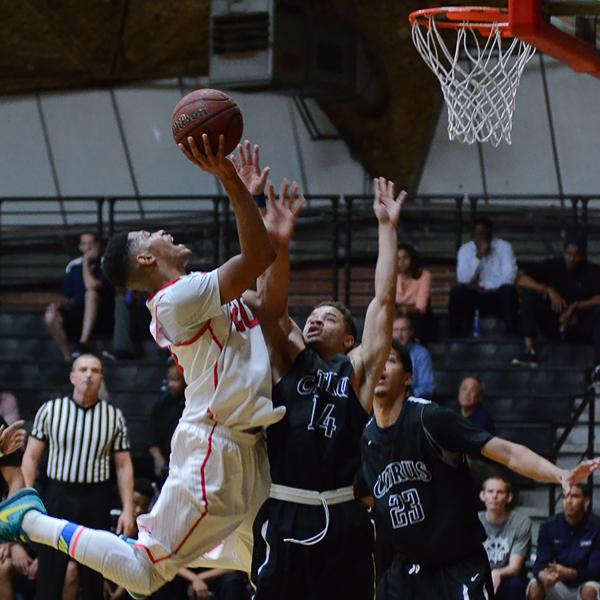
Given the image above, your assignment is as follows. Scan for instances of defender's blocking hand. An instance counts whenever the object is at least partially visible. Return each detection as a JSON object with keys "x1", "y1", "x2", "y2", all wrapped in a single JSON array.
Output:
[
  {"x1": 263, "y1": 178, "x2": 305, "y2": 250},
  {"x1": 373, "y1": 177, "x2": 407, "y2": 228},
  {"x1": 231, "y1": 140, "x2": 271, "y2": 196}
]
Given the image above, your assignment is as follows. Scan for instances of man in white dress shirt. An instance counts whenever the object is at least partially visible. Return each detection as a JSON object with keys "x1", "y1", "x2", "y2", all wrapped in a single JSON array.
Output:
[{"x1": 449, "y1": 217, "x2": 519, "y2": 337}]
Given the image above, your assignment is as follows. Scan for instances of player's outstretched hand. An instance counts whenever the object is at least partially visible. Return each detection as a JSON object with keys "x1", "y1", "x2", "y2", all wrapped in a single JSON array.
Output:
[
  {"x1": 231, "y1": 140, "x2": 271, "y2": 196},
  {"x1": 373, "y1": 177, "x2": 406, "y2": 228},
  {"x1": 560, "y1": 457, "x2": 600, "y2": 493},
  {"x1": 178, "y1": 134, "x2": 237, "y2": 182},
  {"x1": 0, "y1": 420, "x2": 26, "y2": 455},
  {"x1": 263, "y1": 178, "x2": 305, "y2": 250}
]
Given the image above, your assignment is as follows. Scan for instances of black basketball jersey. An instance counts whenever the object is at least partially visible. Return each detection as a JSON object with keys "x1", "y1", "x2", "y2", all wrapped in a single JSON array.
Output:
[
  {"x1": 362, "y1": 397, "x2": 494, "y2": 568},
  {"x1": 267, "y1": 347, "x2": 368, "y2": 491}
]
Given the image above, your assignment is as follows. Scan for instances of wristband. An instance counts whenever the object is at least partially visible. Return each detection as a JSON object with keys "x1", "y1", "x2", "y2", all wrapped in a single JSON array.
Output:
[{"x1": 253, "y1": 193, "x2": 266, "y2": 208}]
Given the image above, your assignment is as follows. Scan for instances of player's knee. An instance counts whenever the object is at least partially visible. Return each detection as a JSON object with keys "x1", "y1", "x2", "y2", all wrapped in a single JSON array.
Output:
[
  {"x1": 0, "y1": 557, "x2": 12, "y2": 578},
  {"x1": 580, "y1": 584, "x2": 599, "y2": 600}
]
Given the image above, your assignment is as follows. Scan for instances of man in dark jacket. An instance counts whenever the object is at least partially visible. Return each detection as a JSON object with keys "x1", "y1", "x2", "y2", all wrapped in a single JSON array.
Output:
[
  {"x1": 528, "y1": 484, "x2": 600, "y2": 600},
  {"x1": 513, "y1": 233, "x2": 600, "y2": 381}
]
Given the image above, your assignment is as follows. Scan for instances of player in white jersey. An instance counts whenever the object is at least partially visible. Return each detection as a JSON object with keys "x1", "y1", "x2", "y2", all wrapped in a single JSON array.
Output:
[{"x1": 0, "y1": 134, "x2": 284, "y2": 598}]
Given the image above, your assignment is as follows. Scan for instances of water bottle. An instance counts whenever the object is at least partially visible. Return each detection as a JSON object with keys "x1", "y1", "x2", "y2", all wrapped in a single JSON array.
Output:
[{"x1": 473, "y1": 309, "x2": 481, "y2": 338}]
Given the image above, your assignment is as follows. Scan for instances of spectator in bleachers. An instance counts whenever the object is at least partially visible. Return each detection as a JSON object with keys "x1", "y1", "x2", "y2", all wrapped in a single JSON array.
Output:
[
  {"x1": 458, "y1": 376, "x2": 495, "y2": 435},
  {"x1": 0, "y1": 390, "x2": 20, "y2": 424},
  {"x1": 148, "y1": 362, "x2": 186, "y2": 482},
  {"x1": 449, "y1": 217, "x2": 519, "y2": 337},
  {"x1": 45, "y1": 231, "x2": 115, "y2": 360},
  {"x1": 393, "y1": 315, "x2": 435, "y2": 399},
  {"x1": 21, "y1": 354, "x2": 135, "y2": 600},
  {"x1": 396, "y1": 243, "x2": 437, "y2": 342},
  {"x1": 513, "y1": 233, "x2": 600, "y2": 379},
  {"x1": 527, "y1": 484, "x2": 600, "y2": 600},
  {"x1": 479, "y1": 475, "x2": 531, "y2": 599}
]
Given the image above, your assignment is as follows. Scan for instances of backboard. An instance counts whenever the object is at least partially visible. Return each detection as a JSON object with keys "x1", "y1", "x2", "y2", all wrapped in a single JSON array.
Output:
[{"x1": 509, "y1": 0, "x2": 600, "y2": 77}]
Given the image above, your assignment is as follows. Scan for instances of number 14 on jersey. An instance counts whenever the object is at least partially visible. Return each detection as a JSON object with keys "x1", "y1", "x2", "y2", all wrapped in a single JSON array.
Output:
[{"x1": 307, "y1": 395, "x2": 337, "y2": 438}]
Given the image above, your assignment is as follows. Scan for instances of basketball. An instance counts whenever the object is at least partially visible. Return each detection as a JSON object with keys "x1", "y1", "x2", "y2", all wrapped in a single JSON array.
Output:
[{"x1": 171, "y1": 88, "x2": 243, "y2": 156}]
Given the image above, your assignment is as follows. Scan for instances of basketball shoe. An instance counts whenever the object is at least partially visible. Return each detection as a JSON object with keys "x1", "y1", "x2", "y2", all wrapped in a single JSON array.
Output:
[{"x1": 0, "y1": 487, "x2": 47, "y2": 543}]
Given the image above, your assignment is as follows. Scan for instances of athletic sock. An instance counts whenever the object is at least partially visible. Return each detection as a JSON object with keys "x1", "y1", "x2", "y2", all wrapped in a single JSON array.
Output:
[{"x1": 22, "y1": 511, "x2": 165, "y2": 595}]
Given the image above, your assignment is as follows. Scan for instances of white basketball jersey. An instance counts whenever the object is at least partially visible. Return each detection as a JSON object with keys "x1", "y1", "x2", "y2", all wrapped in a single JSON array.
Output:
[{"x1": 147, "y1": 271, "x2": 285, "y2": 431}]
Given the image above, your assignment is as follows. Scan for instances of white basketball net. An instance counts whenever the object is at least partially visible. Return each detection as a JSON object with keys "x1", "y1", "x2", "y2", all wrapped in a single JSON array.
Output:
[{"x1": 411, "y1": 16, "x2": 536, "y2": 146}]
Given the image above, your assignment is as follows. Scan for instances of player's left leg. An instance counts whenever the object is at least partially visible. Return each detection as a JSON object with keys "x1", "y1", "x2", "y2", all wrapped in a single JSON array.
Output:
[{"x1": 441, "y1": 546, "x2": 494, "y2": 600}]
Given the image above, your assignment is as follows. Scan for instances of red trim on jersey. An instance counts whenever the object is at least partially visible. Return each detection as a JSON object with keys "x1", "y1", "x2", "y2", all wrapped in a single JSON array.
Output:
[
  {"x1": 69, "y1": 526, "x2": 86, "y2": 558},
  {"x1": 147, "y1": 277, "x2": 182, "y2": 302},
  {"x1": 170, "y1": 350, "x2": 184, "y2": 379},
  {"x1": 172, "y1": 321, "x2": 212, "y2": 347},
  {"x1": 207, "y1": 324, "x2": 223, "y2": 388},
  {"x1": 134, "y1": 422, "x2": 217, "y2": 564}
]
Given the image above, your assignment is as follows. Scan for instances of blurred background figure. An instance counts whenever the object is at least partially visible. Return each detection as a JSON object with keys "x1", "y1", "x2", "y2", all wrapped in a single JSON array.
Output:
[
  {"x1": 148, "y1": 362, "x2": 186, "y2": 483},
  {"x1": 44, "y1": 231, "x2": 114, "y2": 360},
  {"x1": 393, "y1": 315, "x2": 435, "y2": 399},
  {"x1": 395, "y1": 243, "x2": 437, "y2": 343}
]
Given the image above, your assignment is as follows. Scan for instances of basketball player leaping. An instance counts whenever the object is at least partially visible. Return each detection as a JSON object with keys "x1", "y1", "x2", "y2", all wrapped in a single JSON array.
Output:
[
  {"x1": 0, "y1": 134, "x2": 286, "y2": 598},
  {"x1": 245, "y1": 175, "x2": 403, "y2": 600}
]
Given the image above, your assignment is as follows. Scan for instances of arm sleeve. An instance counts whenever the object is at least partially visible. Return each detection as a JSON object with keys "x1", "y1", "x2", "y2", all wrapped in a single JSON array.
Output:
[
  {"x1": 421, "y1": 404, "x2": 493, "y2": 454},
  {"x1": 112, "y1": 408, "x2": 131, "y2": 452},
  {"x1": 532, "y1": 521, "x2": 554, "y2": 577},
  {"x1": 456, "y1": 243, "x2": 479, "y2": 284},
  {"x1": 415, "y1": 270, "x2": 432, "y2": 313},
  {"x1": 577, "y1": 529, "x2": 600, "y2": 584},
  {"x1": 498, "y1": 241, "x2": 518, "y2": 286},
  {"x1": 156, "y1": 271, "x2": 224, "y2": 345},
  {"x1": 510, "y1": 513, "x2": 532, "y2": 558},
  {"x1": 30, "y1": 402, "x2": 50, "y2": 441}
]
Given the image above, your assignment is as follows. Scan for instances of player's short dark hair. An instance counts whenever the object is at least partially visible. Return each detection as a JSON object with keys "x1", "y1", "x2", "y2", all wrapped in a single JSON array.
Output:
[
  {"x1": 102, "y1": 231, "x2": 132, "y2": 289},
  {"x1": 473, "y1": 217, "x2": 493, "y2": 233},
  {"x1": 391, "y1": 338, "x2": 413, "y2": 374},
  {"x1": 315, "y1": 301, "x2": 357, "y2": 341}
]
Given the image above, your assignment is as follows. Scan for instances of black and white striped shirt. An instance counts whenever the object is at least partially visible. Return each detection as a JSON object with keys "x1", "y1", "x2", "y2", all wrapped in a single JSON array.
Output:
[{"x1": 31, "y1": 396, "x2": 130, "y2": 484}]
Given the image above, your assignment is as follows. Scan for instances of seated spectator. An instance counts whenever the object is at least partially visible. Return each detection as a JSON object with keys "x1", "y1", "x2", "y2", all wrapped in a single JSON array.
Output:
[
  {"x1": 0, "y1": 390, "x2": 19, "y2": 424},
  {"x1": 528, "y1": 484, "x2": 600, "y2": 600},
  {"x1": 458, "y1": 376, "x2": 495, "y2": 435},
  {"x1": 479, "y1": 476, "x2": 532, "y2": 599},
  {"x1": 45, "y1": 231, "x2": 114, "y2": 360},
  {"x1": 393, "y1": 315, "x2": 436, "y2": 399},
  {"x1": 513, "y1": 233, "x2": 600, "y2": 378},
  {"x1": 148, "y1": 363, "x2": 186, "y2": 482},
  {"x1": 449, "y1": 217, "x2": 518, "y2": 337},
  {"x1": 396, "y1": 243, "x2": 437, "y2": 342}
]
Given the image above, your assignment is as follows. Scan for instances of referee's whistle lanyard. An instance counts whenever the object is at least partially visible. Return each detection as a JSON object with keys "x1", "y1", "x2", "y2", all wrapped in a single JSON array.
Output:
[{"x1": 268, "y1": 483, "x2": 355, "y2": 546}]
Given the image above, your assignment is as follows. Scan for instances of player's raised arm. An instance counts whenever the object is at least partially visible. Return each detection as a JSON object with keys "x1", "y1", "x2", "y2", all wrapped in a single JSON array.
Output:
[
  {"x1": 179, "y1": 133, "x2": 275, "y2": 304},
  {"x1": 350, "y1": 177, "x2": 405, "y2": 412},
  {"x1": 481, "y1": 436, "x2": 600, "y2": 493}
]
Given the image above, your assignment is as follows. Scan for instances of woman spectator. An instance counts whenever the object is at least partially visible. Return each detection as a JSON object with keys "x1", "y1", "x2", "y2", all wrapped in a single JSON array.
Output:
[{"x1": 395, "y1": 243, "x2": 437, "y2": 342}]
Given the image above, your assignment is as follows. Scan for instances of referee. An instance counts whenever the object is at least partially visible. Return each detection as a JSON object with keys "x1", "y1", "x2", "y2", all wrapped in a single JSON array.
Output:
[{"x1": 21, "y1": 353, "x2": 135, "y2": 600}]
